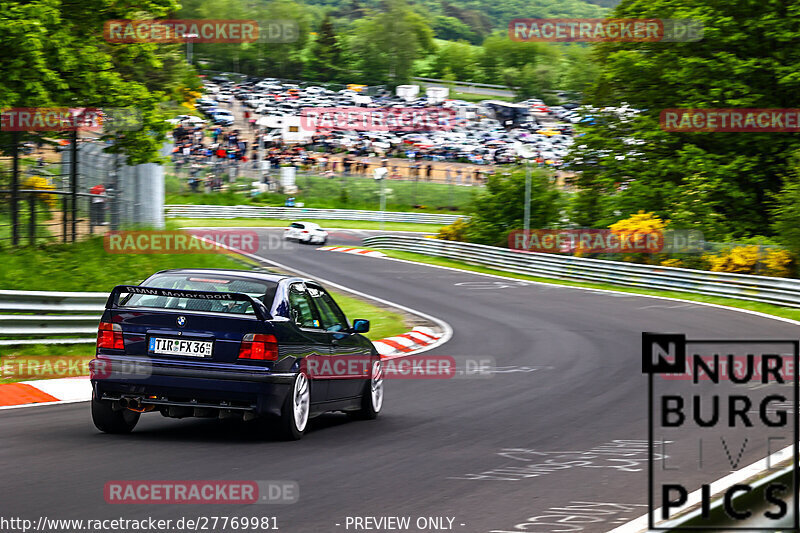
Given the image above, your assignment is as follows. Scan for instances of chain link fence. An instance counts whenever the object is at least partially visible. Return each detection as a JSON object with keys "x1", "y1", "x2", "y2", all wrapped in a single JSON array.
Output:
[{"x1": 0, "y1": 136, "x2": 165, "y2": 246}]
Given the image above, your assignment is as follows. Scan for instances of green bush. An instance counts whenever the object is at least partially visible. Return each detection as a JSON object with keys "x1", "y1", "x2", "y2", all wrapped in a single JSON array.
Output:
[{"x1": 462, "y1": 167, "x2": 564, "y2": 246}]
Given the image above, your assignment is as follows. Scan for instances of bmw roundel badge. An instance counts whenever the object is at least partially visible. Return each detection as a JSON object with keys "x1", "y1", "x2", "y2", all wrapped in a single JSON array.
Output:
[{"x1": 177, "y1": 316, "x2": 186, "y2": 327}]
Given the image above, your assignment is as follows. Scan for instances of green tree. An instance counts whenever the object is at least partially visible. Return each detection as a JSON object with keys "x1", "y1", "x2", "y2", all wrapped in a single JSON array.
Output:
[
  {"x1": 431, "y1": 16, "x2": 480, "y2": 44},
  {"x1": 0, "y1": 0, "x2": 183, "y2": 164},
  {"x1": 477, "y1": 34, "x2": 558, "y2": 85},
  {"x1": 569, "y1": 0, "x2": 800, "y2": 239},
  {"x1": 464, "y1": 167, "x2": 563, "y2": 246},
  {"x1": 430, "y1": 41, "x2": 481, "y2": 82},
  {"x1": 560, "y1": 44, "x2": 598, "y2": 95},
  {"x1": 504, "y1": 63, "x2": 558, "y2": 102},
  {"x1": 180, "y1": 0, "x2": 311, "y2": 78},
  {"x1": 305, "y1": 16, "x2": 345, "y2": 81},
  {"x1": 347, "y1": 0, "x2": 435, "y2": 87},
  {"x1": 772, "y1": 153, "x2": 800, "y2": 254}
]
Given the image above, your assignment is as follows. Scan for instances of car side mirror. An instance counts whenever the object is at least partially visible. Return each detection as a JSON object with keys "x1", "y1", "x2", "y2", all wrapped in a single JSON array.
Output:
[{"x1": 351, "y1": 319, "x2": 370, "y2": 334}]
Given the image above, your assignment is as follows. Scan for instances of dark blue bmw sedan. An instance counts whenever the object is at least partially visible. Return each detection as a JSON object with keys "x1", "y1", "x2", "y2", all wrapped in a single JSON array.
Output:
[{"x1": 90, "y1": 269, "x2": 383, "y2": 440}]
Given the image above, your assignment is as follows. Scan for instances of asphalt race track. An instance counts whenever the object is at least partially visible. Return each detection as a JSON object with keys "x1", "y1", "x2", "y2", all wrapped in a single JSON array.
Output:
[{"x1": 2, "y1": 227, "x2": 798, "y2": 533}]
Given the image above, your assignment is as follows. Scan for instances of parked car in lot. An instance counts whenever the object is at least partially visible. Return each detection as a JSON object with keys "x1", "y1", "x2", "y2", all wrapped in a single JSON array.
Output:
[
  {"x1": 284, "y1": 222, "x2": 328, "y2": 244},
  {"x1": 90, "y1": 269, "x2": 382, "y2": 440},
  {"x1": 197, "y1": 76, "x2": 593, "y2": 164},
  {"x1": 166, "y1": 115, "x2": 207, "y2": 126},
  {"x1": 209, "y1": 109, "x2": 235, "y2": 126}
]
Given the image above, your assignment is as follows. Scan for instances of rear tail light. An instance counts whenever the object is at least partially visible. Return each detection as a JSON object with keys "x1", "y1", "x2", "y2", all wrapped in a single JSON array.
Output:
[
  {"x1": 97, "y1": 322, "x2": 124, "y2": 350},
  {"x1": 238, "y1": 334, "x2": 279, "y2": 361},
  {"x1": 302, "y1": 230, "x2": 309, "y2": 234}
]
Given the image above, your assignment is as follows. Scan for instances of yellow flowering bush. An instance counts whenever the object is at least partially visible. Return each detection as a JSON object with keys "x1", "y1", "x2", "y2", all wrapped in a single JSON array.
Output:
[
  {"x1": 660, "y1": 258, "x2": 684, "y2": 268},
  {"x1": 437, "y1": 218, "x2": 468, "y2": 241},
  {"x1": 703, "y1": 246, "x2": 795, "y2": 277},
  {"x1": 608, "y1": 211, "x2": 669, "y2": 261},
  {"x1": 764, "y1": 249, "x2": 794, "y2": 277},
  {"x1": 23, "y1": 175, "x2": 57, "y2": 209},
  {"x1": 609, "y1": 211, "x2": 668, "y2": 237},
  {"x1": 179, "y1": 87, "x2": 202, "y2": 111}
]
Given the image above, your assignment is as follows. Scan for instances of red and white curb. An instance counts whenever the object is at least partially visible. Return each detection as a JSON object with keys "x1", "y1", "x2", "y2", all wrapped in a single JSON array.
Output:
[
  {"x1": 317, "y1": 246, "x2": 385, "y2": 258},
  {"x1": 373, "y1": 326, "x2": 443, "y2": 359},
  {"x1": 0, "y1": 376, "x2": 91, "y2": 410}
]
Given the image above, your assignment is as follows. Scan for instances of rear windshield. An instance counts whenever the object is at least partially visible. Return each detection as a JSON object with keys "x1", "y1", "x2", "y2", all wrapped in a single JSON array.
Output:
[{"x1": 119, "y1": 274, "x2": 278, "y2": 315}]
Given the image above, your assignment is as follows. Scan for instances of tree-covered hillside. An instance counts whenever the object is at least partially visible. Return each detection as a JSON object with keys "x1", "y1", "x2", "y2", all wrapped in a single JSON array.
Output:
[{"x1": 303, "y1": 0, "x2": 608, "y2": 43}]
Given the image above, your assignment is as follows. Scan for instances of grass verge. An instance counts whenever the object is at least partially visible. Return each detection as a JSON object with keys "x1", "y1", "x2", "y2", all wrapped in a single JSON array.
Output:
[
  {"x1": 0, "y1": 236, "x2": 258, "y2": 291},
  {"x1": 169, "y1": 218, "x2": 444, "y2": 233},
  {"x1": 379, "y1": 249, "x2": 800, "y2": 322},
  {"x1": 329, "y1": 292, "x2": 408, "y2": 342},
  {"x1": 165, "y1": 173, "x2": 476, "y2": 213},
  {"x1": 449, "y1": 90, "x2": 513, "y2": 103}
]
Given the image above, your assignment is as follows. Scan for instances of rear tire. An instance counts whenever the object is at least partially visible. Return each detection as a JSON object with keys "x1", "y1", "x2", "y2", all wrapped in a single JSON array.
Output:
[
  {"x1": 349, "y1": 359, "x2": 383, "y2": 420},
  {"x1": 91, "y1": 394, "x2": 139, "y2": 434},
  {"x1": 278, "y1": 372, "x2": 310, "y2": 440}
]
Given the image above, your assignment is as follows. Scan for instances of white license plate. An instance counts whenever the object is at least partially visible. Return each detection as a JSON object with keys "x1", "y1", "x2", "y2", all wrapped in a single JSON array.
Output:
[{"x1": 149, "y1": 337, "x2": 213, "y2": 357}]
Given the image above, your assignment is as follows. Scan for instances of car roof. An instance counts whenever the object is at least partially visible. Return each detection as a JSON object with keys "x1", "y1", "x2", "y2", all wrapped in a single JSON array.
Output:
[
  {"x1": 291, "y1": 221, "x2": 321, "y2": 228},
  {"x1": 150, "y1": 268, "x2": 290, "y2": 284}
]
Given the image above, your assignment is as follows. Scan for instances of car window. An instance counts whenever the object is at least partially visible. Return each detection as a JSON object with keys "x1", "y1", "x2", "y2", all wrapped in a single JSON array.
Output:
[
  {"x1": 290, "y1": 223, "x2": 304, "y2": 229},
  {"x1": 307, "y1": 286, "x2": 348, "y2": 332},
  {"x1": 121, "y1": 274, "x2": 277, "y2": 315},
  {"x1": 288, "y1": 284, "x2": 321, "y2": 329}
]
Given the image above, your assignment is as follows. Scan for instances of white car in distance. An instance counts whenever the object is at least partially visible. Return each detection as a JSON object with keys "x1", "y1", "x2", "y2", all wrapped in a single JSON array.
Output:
[{"x1": 284, "y1": 222, "x2": 329, "y2": 245}]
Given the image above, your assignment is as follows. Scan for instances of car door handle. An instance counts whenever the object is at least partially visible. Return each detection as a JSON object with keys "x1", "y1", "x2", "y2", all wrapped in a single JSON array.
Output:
[{"x1": 331, "y1": 339, "x2": 339, "y2": 346}]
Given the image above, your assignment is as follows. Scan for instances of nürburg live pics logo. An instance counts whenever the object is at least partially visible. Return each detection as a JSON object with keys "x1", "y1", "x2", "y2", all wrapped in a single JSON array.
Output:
[{"x1": 642, "y1": 332, "x2": 799, "y2": 530}]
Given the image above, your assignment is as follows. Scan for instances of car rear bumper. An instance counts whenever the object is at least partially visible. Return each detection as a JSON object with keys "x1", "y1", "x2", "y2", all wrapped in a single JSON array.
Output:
[{"x1": 90, "y1": 355, "x2": 296, "y2": 417}]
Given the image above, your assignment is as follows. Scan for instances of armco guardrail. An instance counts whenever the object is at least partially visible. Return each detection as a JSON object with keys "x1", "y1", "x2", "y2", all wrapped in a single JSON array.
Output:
[
  {"x1": 165, "y1": 205, "x2": 466, "y2": 225},
  {"x1": 0, "y1": 290, "x2": 106, "y2": 345},
  {"x1": 362, "y1": 235, "x2": 800, "y2": 308}
]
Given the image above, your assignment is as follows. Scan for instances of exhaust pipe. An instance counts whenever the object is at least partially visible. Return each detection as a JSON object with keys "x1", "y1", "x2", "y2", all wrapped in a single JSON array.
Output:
[{"x1": 122, "y1": 397, "x2": 154, "y2": 413}]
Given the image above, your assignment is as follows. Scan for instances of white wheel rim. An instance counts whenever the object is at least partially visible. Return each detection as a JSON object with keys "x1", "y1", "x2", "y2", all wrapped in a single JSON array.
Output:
[
  {"x1": 371, "y1": 361, "x2": 384, "y2": 412},
  {"x1": 293, "y1": 373, "x2": 310, "y2": 432}
]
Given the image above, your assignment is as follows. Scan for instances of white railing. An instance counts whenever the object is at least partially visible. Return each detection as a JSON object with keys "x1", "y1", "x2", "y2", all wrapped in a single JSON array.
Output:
[
  {"x1": 165, "y1": 205, "x2": 466, "y2": 225},
  {"x1": 362, "y1": 235, "x2": 800, "y2": 308}
]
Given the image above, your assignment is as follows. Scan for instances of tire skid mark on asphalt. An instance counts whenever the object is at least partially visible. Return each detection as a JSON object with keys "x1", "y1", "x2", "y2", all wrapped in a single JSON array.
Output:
[{"x1": 448, "y1": 439, "x2": 659, "y2": 482}]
